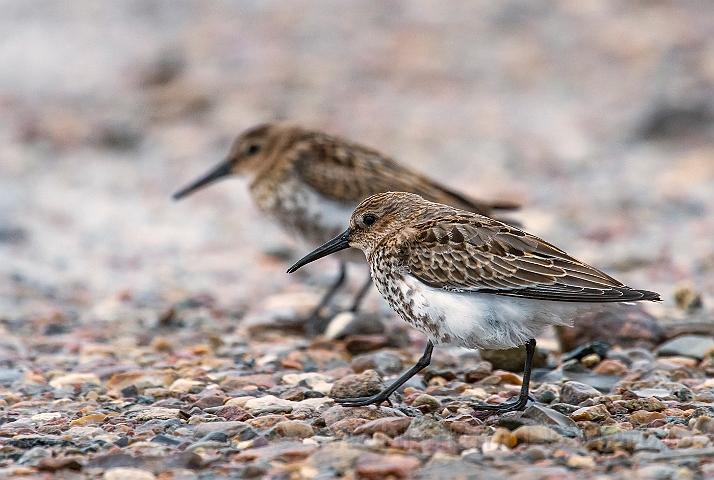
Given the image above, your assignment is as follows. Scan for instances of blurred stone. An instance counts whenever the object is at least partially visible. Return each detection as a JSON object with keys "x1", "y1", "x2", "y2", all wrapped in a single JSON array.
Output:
[
  {"x1": 560, "y1": 381, "x2": 601, "y2": 405},
  {"x1": 321, "y1": 406, "x2": 403, "y2": 426},
  {"x1": 411, "y1": 394, "x2": 440, "y2": 412},
  {"x1": 104, "y1": 468, "x2": 156, "y2": 480},
  {"x1": 355, "y1": 453, "x2": 421, "y2": 480},
  {"x1": 480, "y1": 345, "x2": 547, "y2": 372},
  {"x1": 329, "y1": 418, "x2": 369, "y2": 437},
  {"x1": 522, "y1": 405, "x2": 578, "y2": 429},
  {"x1": 463, "y1": 362, "x2": 493, "y2": 383},
  {"x1": 581, "y1": 353, "x2": 601, "y2": 368},
  {"x1": 657, "y1": 335, "x2": 714, "y2": 360},
  {"x1": 674, "y1": 285, "x2": 704, "y2": 312},
  {"x1": 513, "y1": 425, "x2": 562, "y2": 444},
  {"x1": 630, "y1": 410, "x2": 665, "y2": 426},
  {"x1": 243, "y1": 395, "x2": 294, "y2": 415},
  {"x1": 556, "y1": 306, "x2": 665, "y2": 352},
  {"x1": 351, "y1": 351, "x2": 403, "y2": 377},
  {"x1": 192, "y1": 421, "x2": 254, "y2": 440},
  {"x1": 571, "y1": 405, "x2": 611, "y2": 422},
  {"x1": 273, "y1": 420, "x2": 314, "y2": 438},
  {"x1": 353, "y1": 417, "x2": 413, "y2": 437},
  {"x1": 37, "y1": 457, "x2": 83, "y2": 472},
  {"x1": 49, "y1": 373, "x2": 101, "y2": 389},
  {"x1": 329, "y1": 370, "x2": 385, "y2": 400},
  {"x1": 491, "y1": 427, "x2": 517, "y2": 449},
  {"x1": 404, "y1": 416, "x2": 451, "y2": 440},
  {"x1": 593, "y1": 359, "x2": 628, "y2": 375},
  {"x1": 344, "y1": 334, "x2": 390, "y2": 354},
  {"x1": 324, "y1": 312, "x2": 385, "y2": 339}
]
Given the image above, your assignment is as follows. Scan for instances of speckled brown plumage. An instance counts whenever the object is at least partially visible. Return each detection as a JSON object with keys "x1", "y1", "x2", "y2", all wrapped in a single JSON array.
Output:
[
  {"x1": 174, "y1": 123, "x2": 518, "y2": 246},
  {"x1": 287, "y1": 192, "x2": 660, "y2": 410},
  {"x1": 173, "y1": 124, "x2": 519, "y2": 323}
]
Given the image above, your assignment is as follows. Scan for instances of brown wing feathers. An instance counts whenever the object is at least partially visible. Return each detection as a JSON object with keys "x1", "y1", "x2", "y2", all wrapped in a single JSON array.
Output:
[{"x1": 404, "y1": 219, "x2": 660, "y2": 303}]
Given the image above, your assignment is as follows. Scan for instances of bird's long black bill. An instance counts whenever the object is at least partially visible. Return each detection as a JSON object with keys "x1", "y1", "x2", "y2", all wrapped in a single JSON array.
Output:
[
  {"x1": 287, "y1": 230, "x2": 351, "y2": 273},
  {"x1": 172, "y1": 159, "x2": 232, "y2": 200}
]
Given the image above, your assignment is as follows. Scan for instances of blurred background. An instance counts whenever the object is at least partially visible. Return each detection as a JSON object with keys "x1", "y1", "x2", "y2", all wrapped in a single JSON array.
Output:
[{"x1": 1, "y1": 0, "x2": 713, "y2": 325}]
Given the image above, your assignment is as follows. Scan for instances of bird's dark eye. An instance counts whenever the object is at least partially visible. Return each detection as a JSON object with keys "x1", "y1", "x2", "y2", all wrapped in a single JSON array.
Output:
[
  {"x1": 363, "y1": 215, "x2": 376, "y2": 226},
  {"x1": 245, "y1": 144, "x2": 261, "y2": 156}
]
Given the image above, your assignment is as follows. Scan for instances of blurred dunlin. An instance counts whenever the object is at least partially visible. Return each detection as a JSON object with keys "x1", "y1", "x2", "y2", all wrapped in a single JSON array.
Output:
[
  {"x1": 173, "y1": 124, "x2": 518, "y2": 329},
  {"x1": 288, "y1": 192, "x2": 660, "y2": 412}
]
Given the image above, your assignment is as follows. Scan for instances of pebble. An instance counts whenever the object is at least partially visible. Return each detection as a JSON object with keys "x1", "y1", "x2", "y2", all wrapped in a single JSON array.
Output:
[
  {"x1": 560, "y1": 381, "x2": 601, "y2": 405},
  {"x1": 403, "y1": 416, "x2": 451, "y2": 440},
  {"x1": 321, "y1": 405, "x2": 403, "y2": 426},
  {"x1": 593, "y1": 359, "x2": 629, "y2": 375},
  {"x1": 411, "y1": 394, "x2": 440, "y2": 412},
  {"x1": 273, "y1": 420, "x2": 314, "y2": 438},
  {"x1": 629, "y1": 410, "x2": 665, "y2": 426},
  {"x1": 463, "y1": 361, "x2": 493, "y2": 383},
  {"x1": 491, "y1": 427, "x2": 517, "y2": 448},
  {"x1": 31, "y1": 412, "x2": 62, "y2": 422},
  {"x1": 133, "y1": 408, "x2": 181, "y2": 421},
  {"x1": 571, "y1": 405, "x2": 611, "y2": 422},
  {"x1": 193, "y1": 421, "x2": 255, "y2": 440},
  {"x1": 522, "y1": 404, "x2": 578, "y2": 428},
  {"x1": 353, "y1": 417, "x2": 413, "y2": 437},
  {"x1": 329, "y1": 369, "x2": 385, "y2": 400},
  {"x1": 513, "y1": 425, "x2": 563, "y2": 444},
  {"x1": 104, "y1": 468, "x2": 157, "y2": 480},
  {"x1": 355, "y1": 452, "x2": 421, "y2": 480},
  {"x1": 657, "y1": 335, "x2": 714, "y2": 360},
  {"x1": 351, "y1": 351, "x2": 404, "y2": 377},
  {"x1": 243, "y1": 395, "x2": 294, "y2": 414},
  {"x1": 48, "y1": 373, "x2": 101, "y2": 389}
]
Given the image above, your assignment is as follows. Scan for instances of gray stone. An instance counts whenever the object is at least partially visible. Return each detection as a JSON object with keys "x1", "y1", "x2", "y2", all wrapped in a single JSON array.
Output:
[
  {"x1": 522, "y1": 404, "x2": 578, "y2": 428},
  {"x1": 657, "y1": 335, "x2": 714, "y2": 360},
  {"x1": 324, "y1": 312, "x2": 385, "y2": 340},
  {"x1": 403, "y1": 416, "x2": 450, "y2": 440},
  {"x1": 17, "y1": 447, "x2": 52, "y2": 466},
  {"x1": 560, "y1": 381, "x2": 601, "y2": 405},
  {"x1": 192, "y1": 421, "x2": 255, "y2": 440},
  {"x1": 351, "y1": 351, "x2": 403, "y2": 377},
  {"x1": 329, "y1": 369, "x2": 385, "y2": 400}
]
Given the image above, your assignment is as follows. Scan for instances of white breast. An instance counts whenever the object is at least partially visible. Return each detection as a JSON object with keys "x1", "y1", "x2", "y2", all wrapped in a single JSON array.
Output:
[
  {"x1": 378, "y1": 273, "x2": 600, "y2": 350},
  {"x1": 254, "y1": 179, "x2": 357, "y2": 246}
]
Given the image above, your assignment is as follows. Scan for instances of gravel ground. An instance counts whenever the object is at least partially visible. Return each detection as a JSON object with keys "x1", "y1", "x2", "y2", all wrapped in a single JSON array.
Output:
[{"x1": 1, "y1": 1, "x2": 714, "y2": 478}]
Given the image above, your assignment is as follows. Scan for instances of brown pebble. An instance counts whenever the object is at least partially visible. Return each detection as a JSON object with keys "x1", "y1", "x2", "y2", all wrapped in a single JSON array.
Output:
[
  {"x1": 629, "y1": 410, "x2": 665, "y2": 426},
  {"x1": 216, "y1": 405, "x2": 253, "y2": 422},
  {"x1": 593, "y1": 359, "x2": 628, "y2": 376},
  {"x1": 492, "y1": 427, "x2": 517, "y2": 448},
  {"x1": 353, "y1": 417, "x2": 412, "y2": 438},
  {"x1": 581, "y1": 354, "x2": 601, "y2": 368},
  {"x1": 355, "y1": 452, "x2": 421, "y2": 480},
  {"x1": 330, "y1": 418, "x2": 370, "y2": 437}
]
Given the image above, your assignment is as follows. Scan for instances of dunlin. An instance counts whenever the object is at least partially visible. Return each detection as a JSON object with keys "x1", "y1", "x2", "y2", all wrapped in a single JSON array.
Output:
[
  {"x1": 287, "y1": 192, "x2": 660, "y2": 412},
  {"x1": 173, "y1": 124, "x2": 518, "y2": 327}
]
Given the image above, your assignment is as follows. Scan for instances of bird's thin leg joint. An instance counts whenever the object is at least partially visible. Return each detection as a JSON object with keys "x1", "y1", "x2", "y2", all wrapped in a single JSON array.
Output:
[
  {"x1": 349, "y1": 275, "x2": 373, "y2": 312},
  {"x1": 304, "y1": 262, "x2": 348, "y2": 335},
  {"x1": 470, "y1": 338, "x2": 536, "y2": 413},
  {"x1": 335, "y1": 341, "x2": 434, "y2": 407}
]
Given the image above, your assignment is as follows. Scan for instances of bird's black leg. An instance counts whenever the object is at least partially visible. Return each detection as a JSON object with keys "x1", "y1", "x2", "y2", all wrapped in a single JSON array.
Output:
[
  {"x1": 335, "y1": 341, "x2": 434, "y2": 407},
  {"x1": 471, "y1": 338, "x2": 536, "y2": 413},
  {"x1": 304, "y1": 261, "x2": 347, "y2": 336},
  {"x1": 348, "y1": 275, "x2": 373, "y2": 312}
]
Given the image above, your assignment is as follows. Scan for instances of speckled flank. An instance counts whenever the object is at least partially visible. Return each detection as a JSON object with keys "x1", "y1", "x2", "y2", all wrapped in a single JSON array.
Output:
[{"x1": 348, "y1": 192, "x2": 659, "y2": 350}]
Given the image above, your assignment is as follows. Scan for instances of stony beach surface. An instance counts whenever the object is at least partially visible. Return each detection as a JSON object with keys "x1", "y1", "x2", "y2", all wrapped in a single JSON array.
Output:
[{"x1": 1, "y1": 1, "x2": 714, "y2": 478}]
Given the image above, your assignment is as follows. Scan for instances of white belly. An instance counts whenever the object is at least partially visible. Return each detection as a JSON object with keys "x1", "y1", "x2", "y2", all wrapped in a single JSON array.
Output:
[{"x1": 377, "y1": 273, "x2": 600, "y2": 350}]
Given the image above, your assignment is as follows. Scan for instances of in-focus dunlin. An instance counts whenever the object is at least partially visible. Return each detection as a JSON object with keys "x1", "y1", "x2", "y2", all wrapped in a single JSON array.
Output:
[{"x1": 288, "y1": 192, "x2": 660, "y2": 412}]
